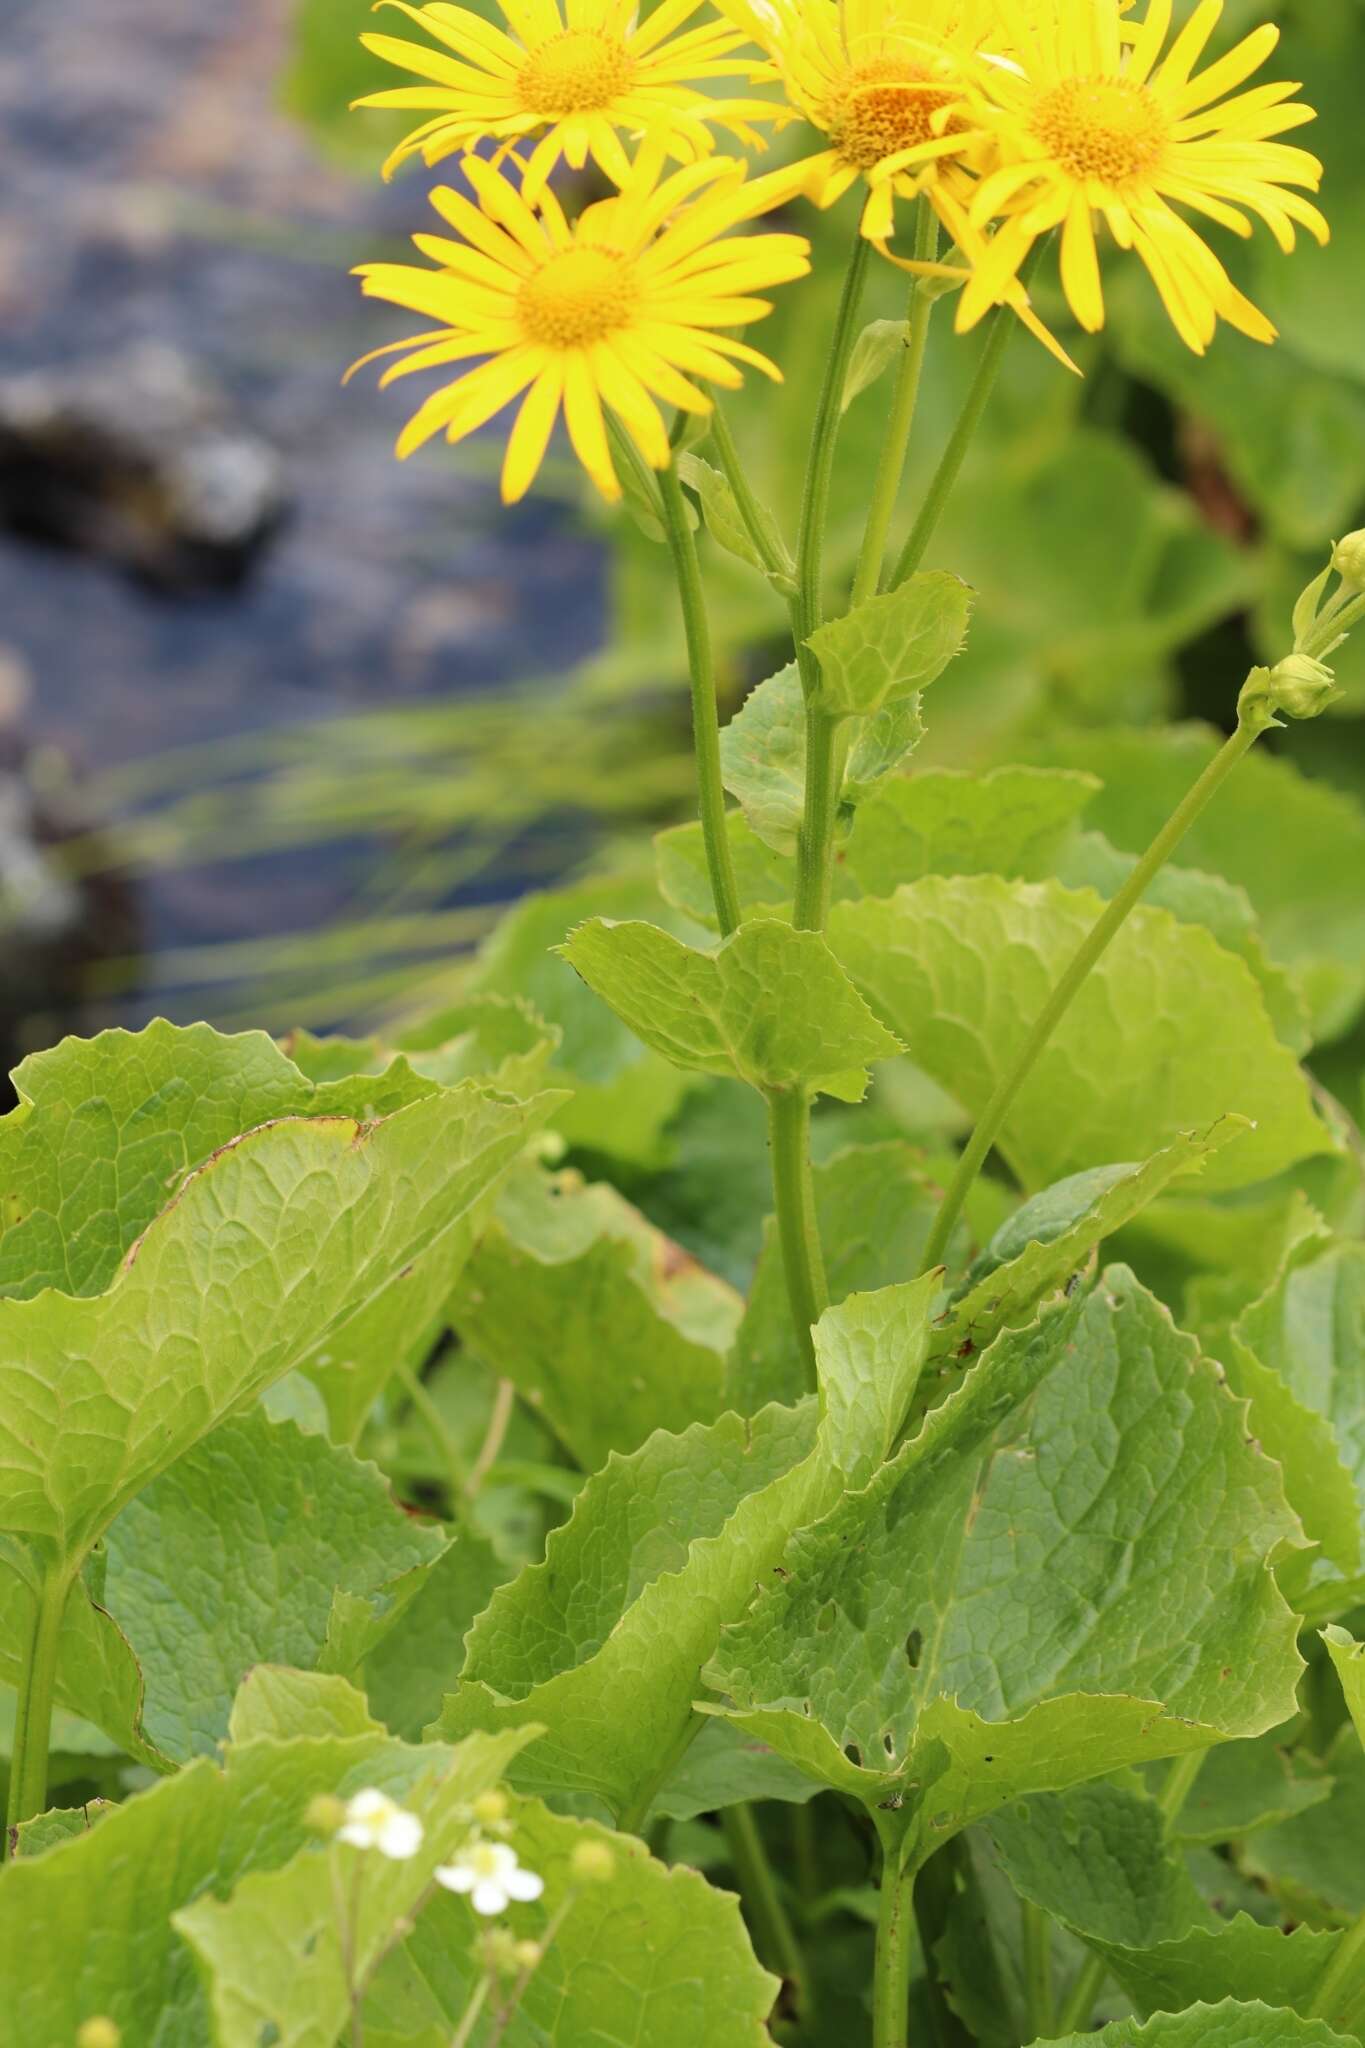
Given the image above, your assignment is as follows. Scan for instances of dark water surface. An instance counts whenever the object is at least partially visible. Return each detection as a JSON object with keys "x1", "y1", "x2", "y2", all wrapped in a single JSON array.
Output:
[{"x1": 0, "y1": 0, "x2": 605, "y2": 1013}]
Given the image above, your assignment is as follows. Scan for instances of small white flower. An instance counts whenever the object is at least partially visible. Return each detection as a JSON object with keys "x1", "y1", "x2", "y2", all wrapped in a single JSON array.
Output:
[
  {"x1": 337, "y1": 1788, "x2": 424, "y2": 1860},
  {"x1": 435, "y1": 1840, "x2": 544, "y2": 1917}
]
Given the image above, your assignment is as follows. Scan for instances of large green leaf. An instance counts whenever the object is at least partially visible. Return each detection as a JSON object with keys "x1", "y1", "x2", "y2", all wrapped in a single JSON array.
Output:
[
  {"x1": 362, "y1": 1530, "x2": 511, "y2": 1742},
  {"x1": 450, "y1": 1166, "x2": 736, "y2": 1468},
  {"x1": 0, "y1": 1670, "x2": 526, "y2": 2045},
  {"x1": 707, "y1": 1270, "x2": 1302, "y2": 1870},
  {"x1": 562, "y1": 916, "x2": 903, "y2": 1104},
  {"x1": 829, "y1": 875, "x2": 1330, "y2": 1192},
  {"x1": 1029, "y1": 727, "x2": 1365, "y2": 1043},
  {"x1": 94, "y1": 1411, "x2": 445, "y2": 1763},
  {"x1": 434, "y1": 1277, "x2": 940, "y2": 1822},
  {"x1": 0, "y1": 1078, "x2": 551, "y2": 1592},
  {"x1": 805, "y1": 571, "x2": 972, "y2": 719},
  {"x1": 1045, "y1": 2000, "x2": 1356, "y2": 2047},
  {"x1": 845, "y1": 765, "x2": 1099, "y2": 896}
]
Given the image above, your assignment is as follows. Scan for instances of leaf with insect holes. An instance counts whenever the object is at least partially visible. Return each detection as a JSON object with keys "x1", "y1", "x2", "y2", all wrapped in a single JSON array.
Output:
[
  {"x1": 706, "y1": 1270, "x2": 1303, "y2": 1872},
  {"x1": 805, "y1": 571, "x2": 972, "y2": 719},
  {"x1": 560, "y1": 916, "x2": 903, "y2": 1103}
]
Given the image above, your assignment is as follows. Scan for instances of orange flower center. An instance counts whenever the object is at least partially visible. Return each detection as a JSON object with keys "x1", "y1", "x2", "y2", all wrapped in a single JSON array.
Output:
[
  {"x1": 518, "y1": 246, "x2": 638, "y2": 348},
  {"x1": 518, "y1": 29, "x2": 635, "y2": 116},
  {"x1": 826, "y1": 58, "x2": 960, "y2": 170},
  {"x1": 1031, "y1": 75, "x2": 1168, "y2": 184}
]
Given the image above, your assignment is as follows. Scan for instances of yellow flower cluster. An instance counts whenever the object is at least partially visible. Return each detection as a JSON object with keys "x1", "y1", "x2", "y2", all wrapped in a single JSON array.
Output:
[{"x1": 349, "y1": 0, "x2": 1327, "y2": 499}]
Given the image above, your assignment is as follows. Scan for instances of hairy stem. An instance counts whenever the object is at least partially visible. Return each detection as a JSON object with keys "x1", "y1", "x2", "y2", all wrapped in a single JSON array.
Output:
[
  {"x1": 1159, "y1": 1749, "x2": 1209, "y2": 1826},
  {"x1": 873, "y1": 1854, "x2": 917, "y2": 2048},
  {"x1": 5, "y1": 1563, "x2": 74, "y2": 1844},
  {"x1": 722, "y1": 1802, "x2": 809, "y2": 2012},
  {"x1": 767, "y1": 1088, "x2": 828, "y2": 1386},
  {"x1": 852, "y1": 204, "x2": 940, "y2": 609},
  {"x1": 919, "y1": 715, "x2": 1264, "y2": 1276},
  {"x1": 1056, "y1": 1954, "x2": 1110, "y2": 2037},
  {"x1": 658, "y1": 454, "x2": 741, "y2": 937},
  {"x1": 792, "y1": 229, "x2": 873, "y2": 933}
]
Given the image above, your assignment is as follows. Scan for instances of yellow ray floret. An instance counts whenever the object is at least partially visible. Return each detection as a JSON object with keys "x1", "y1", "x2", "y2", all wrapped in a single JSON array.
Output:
[
  {"x1": 353, "y1": 0, "x2": 784, "y2": 190},
  {"x1": 714, "y1": 0, "x2": 1001, "y2": 240},
  {"x1": 349, "y1": 147, "x2": 810, "y2": 504},
  {"x1": 957, "y1": 0, "x2": 1328, "y2": 353}
]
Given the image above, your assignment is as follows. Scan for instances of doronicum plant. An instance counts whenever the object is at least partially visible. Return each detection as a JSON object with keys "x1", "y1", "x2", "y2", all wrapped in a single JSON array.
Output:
[{"x1": 3, "y1": 3, "x2": 1365, "y2": 2046}]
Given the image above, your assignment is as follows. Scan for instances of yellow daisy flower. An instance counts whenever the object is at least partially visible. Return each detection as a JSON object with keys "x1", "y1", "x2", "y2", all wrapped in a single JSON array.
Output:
[
  {"x1": 353, "y1": 0, "x2": 783, "y2": 192},
  {"x1": 957, "y1": 0, "x2": 1328, "y2": 353},
  {"x1": 715, "y1": 0, "x2": 996, "y2": 241},
  {"x1": 349, "y1": 147, "x2": 810, "y2": 503}
]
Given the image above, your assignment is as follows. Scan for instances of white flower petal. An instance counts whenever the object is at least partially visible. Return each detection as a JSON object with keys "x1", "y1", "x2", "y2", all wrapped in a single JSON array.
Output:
[
  {"x1": 435, "y1": 1862, "x2": 476, "y2": 1893},
  {"x1": 504, "y1": 1868, "x2": 544, "y2": 1902},
  {"x1": 336, "y1": 1823, "x2": 370, "y2": 1848},
  {"x1": 378, "y1": 1812, "x2": 424, "y2": 1859},
  {"x1": 471, "y1": 1881, "x2": 510, "y2": 1916}
]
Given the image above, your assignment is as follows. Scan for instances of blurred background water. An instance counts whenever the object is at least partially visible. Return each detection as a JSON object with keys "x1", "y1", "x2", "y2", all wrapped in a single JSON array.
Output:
[{"x1": 2, "y1": 0, "x2": 1364, "y2": 1086}]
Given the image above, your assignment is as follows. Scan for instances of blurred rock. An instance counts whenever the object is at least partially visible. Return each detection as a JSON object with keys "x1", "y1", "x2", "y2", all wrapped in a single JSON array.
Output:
[
  {"x1": 0, "y1": 655, "x2": 141, "y2": 1083},
  {"x1": 0, "y1": 342, "x2": 290, "y2": 593}
]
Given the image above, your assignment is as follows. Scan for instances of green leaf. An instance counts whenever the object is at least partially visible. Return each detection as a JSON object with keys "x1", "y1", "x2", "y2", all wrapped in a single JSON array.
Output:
[
  {"x1": 1231, "y1": 1244, "x2": 1365, "y2": 1586},
  {"x1": 719, "y1": 662, "x2": 808, "y2": 856},
  {"x1": 1164, "y1": 1729, "x2": 1331, "y2": 1846},
  {"x1": 1325, "y1": 1629, "x2": 1365, "y2": 1750},
  {"x1": 1029, "y1": 726, "x2": 1365, "y2": 1043},
  {"x1": 561, "y1": 916, "x2": 903, "y2": 1103},
  {"x1": 729, "y1": 1140, "x2": 946, "y2": 1414},
  {"x1": 720, "y1": 664, "x2": 932, "y2": 854},
  {"x1": 646, "y1": 1715, "x2": 822, "y2": 1821},
  {"x1": 842, "y1": 317, "x2": 911, "y2": 412},
  {"x1": 677, "y1": 452, "x2": 793, "y2": 587},
  {"x1": 922, "y1": 1120, "x2": 1250, "y2": 1412},
  {"x1": 1244, "y1": 1737, "x2": 1365, "y2": 1926},
  {"x1": 845, "y1": 765, "x2": 1100, "y2": 896},
  {"x1": 707, "y1": 1270, "x2": 1303, "y2": 1869},
  {"x1": 654, "y1": 813, "x2": 793, "y2": 930},
  {"x1": 829, "y1": 875, "x2": 1331, "y2": 1192},
  {"x1": 0, "y1": 1676, "x2": 526, "y2": 2046},
  {"x1": 469, "y1": 874, "x2": 696, "y2": 1168},
  {"x1": 1044, "y1": 2000, "x2": 1355, "y2": 2047},
  {"x1": 173, "y1": 1730, "x2": 543, "y2": 2048},
  {"x1": 805, "y1": 572, "x2": 972, "y2": 719},
  {"x1": 362, "y1": 1531, "x2": 511, "y2": 1742},
  {"x1": 434, "y1": 1277, "x2": 939, "y2": 1821},
  {"x1": 390, "y1": 1797, "x2": 780, "y2": 2045},
  {"x1": 91, "y1": 1411, "x2": 445, "y2": 1763},
  {"x1": 450, "y1": 1165, "x2": 736, "y2": 1467},
  {"x1": 229, "y1": 1665, "x2": 388, "y2": 1745},
  {"x1": 0, "y1": 1078, "x2": 552, "y2": 1577}
]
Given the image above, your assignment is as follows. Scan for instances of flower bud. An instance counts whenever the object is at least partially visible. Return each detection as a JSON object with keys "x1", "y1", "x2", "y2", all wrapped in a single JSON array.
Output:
[
  {"x1": 304, "y1": 1794, "x2": 347, "y2": 1835},
  {"x1": 1239, "y1": 655, "x2": 1339, "y2": 729},
  {"x1": 479, "y1": 1927, "x2": 522, "y2": 1978},
  {"x1": 472, "y1": 1789, "x2": 509, "y2": 1827},
  {"x1": 512, "y1": 1939, "x2": 544, "y2": 1971},
  {"x1": 570, "y1": 1839, "x2": 616, "y2": 1885},
  {"x1": 1333, "y1": 530, "x2": 1365, "y2": 592},
  {"x1": 76, "y1": 2022, "x2": 121, "y2": 2048}
]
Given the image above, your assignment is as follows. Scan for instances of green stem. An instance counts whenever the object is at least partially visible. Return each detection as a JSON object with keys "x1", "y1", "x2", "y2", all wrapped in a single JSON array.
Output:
[
  {"x1": 1159, "y1": 1749, "x2": 1208, "y2": 1827},
  {"x1": 767, "y1": 1088, "x2": 828, "y2": 1386},
  {"x1": 873, "y1": 1854, "x2": 917, "y2": 2048},
  {"x1": 792, "y1": 228, "x2": 873, "y2": 934},
  {"x1": 1309, "y1": 1911, "x2": 1365, "y2": 2032},
  {"x1": 722, "y1": 1802, "x2": 809, "y2": 2011},
  {"x1": 5, "y1": 1564, "x2": 73, "y2": 1844},
  {"x1": 708, "y1": 404, "x2": 790, "y2": 579},
  {"x1": 889, "y1": 279, "x2": 1027, "y2": 589},
  {"x1": 1056, "y1": 1955, "x2": 1109, "y2": 2037},
  {"x1": 658, "y1": 454, "x2": 741, "y2": 938},
  {"x1": 851, "y1": 204, "x2": 939, "y2": 610},
  {"x1": 394, "y1": 1358, "x2": 466, "y2": 1505},
  {"x1": 448, "y1": 1974, "x2": 490, "y2": 2048},
  {"x1": 918, "y1": 715, "x2": 1264, "y2": 1277},
  {"x1": 1021, "y1": 1901, "x2": 1056, "y2": 2038}
]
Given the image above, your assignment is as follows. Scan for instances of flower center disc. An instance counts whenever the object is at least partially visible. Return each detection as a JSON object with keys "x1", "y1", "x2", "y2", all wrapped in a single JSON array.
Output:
[
  {"x1": 519, "y1": 246, "x2": 637, "y2": 348},
  {"x1": 1032, "y1": 76, "x2": 1168, "y2": 184},
  {"x1": 828, "y1": 58, "x2": 957, "y2": 169},
  {"x1": 518, "y1": 29, "x2": 635, "y2": 115}
]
